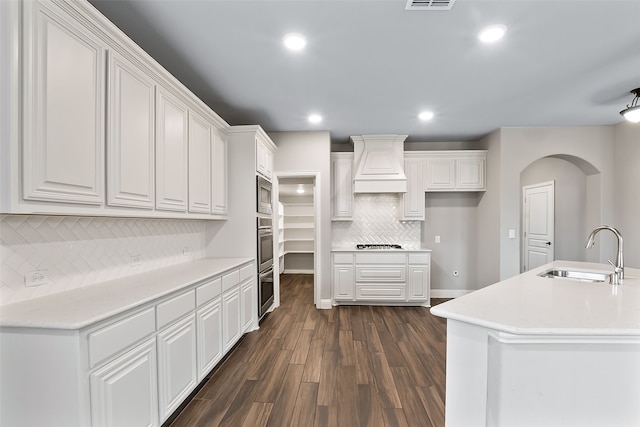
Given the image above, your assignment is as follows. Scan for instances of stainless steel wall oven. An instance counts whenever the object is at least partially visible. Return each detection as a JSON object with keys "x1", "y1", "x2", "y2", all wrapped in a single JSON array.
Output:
[{"x1": 257, "y1": 216, "x2": 274, "y2": 319}]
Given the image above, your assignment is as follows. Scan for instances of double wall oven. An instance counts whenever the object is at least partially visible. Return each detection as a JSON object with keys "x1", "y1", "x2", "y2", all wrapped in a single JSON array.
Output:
[{"x1": 257, "y1": 176, "x2": 274, "y2": 319}]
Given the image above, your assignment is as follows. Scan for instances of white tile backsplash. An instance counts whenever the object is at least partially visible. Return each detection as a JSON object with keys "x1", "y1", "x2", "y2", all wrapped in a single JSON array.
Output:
[
  {"x1": 0, "y1": 215, "x2": 206, "y2": 306},
  {"x1": 332, "y1": 194, "x2": 421, "y2": 247}
]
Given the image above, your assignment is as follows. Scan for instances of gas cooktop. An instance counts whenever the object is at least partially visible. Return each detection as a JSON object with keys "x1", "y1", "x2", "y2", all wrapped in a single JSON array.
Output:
[{"x1": 356, "y1": 244, "x2": 403, "y2": 250}]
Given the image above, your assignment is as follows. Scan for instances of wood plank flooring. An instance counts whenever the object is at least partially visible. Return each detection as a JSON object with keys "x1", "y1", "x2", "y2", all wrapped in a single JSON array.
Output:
[{"x1": 169, "y1": 274, "x2": 448, "y2": 427}]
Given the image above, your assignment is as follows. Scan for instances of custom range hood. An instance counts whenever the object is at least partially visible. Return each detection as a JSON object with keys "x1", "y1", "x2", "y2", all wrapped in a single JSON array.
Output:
[{"x1": 351, "y1": 134, "x2": 408, "y2": 193}]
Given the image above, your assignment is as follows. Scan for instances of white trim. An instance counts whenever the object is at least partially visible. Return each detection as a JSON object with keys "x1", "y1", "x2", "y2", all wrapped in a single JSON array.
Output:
[
  {"x1": 274, "y1": 171, "x2": 322, "y2": 309},
  {"x1": 282, "y1": 269, "x2": 314, "y2": 274},
  {"x1": 431, "y1": 289, "x2": 473, "y2": 298},
  {"x1": 318, "y1": 299, "x2": 333, "y2": 310}
]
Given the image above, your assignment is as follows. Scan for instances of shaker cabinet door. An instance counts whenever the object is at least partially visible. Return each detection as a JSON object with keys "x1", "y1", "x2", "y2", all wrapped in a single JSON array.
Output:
[{"x1": 22, "y1": 1, "x2": 105, "y2": 205}]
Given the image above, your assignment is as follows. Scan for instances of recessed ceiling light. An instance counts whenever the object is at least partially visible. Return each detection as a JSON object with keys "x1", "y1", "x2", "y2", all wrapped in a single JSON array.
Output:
[
  {"x1": 478, "y1": 24, "x2": 507, "y2": 43},
  {"x1": 308, "y1": 114, "x2": 322, "y2": 124},
  {"x1": 419, "y1": 111, "x2": 434, "y2": 121},
  {"x1": 283, "y1": 33, "x2": 306, "y2": 51},
  {"x1": 296, "y1": 185, "x2": 305, "y2": 194}
]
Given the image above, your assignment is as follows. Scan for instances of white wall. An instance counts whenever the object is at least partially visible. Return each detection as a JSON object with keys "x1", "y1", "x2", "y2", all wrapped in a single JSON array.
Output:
[
  {"x1": 614, "y1": 122, "x2": 640, "y2": 268},
  {"x1": 270, "y1": 131, "x2": 332, "y2": 303}
]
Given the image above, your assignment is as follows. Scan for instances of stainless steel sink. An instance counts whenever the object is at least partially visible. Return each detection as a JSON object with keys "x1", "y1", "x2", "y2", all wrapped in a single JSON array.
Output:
[{"x1": 538, "y1": 268, "x2": 611, "y2": 283}]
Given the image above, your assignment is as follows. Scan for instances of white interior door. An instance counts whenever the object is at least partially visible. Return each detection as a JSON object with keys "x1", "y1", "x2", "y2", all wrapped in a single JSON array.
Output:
[{"x1": 523, "y1": 181, "x2": 555, "y2": 271}]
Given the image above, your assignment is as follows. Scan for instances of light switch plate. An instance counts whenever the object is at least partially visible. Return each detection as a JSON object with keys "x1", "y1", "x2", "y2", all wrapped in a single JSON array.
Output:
[{"x1": 509, "y1": 229, "x2": 516, "y2": 239}]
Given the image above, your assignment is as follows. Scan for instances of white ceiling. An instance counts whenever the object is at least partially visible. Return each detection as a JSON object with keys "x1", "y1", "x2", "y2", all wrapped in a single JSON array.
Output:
[{"x1": 90, "y1": 0, "x2": 640, "y2": 146}]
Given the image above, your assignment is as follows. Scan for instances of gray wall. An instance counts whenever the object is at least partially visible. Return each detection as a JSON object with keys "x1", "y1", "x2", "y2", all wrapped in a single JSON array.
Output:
[
  {"x1": 270, "y1": 131, "x2": 332, "y2": 303},
  {"x1": 614, "y1": 122, "x2": 640, "y2": 268},
  {"x1": 423, "y1": 193, "x2": 481, "y2": 291},
  {"x1": 520, "y1": 157, "x2": 588, "y2": 263}
]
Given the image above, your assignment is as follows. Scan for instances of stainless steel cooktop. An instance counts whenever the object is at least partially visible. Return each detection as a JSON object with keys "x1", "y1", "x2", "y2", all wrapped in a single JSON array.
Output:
[{"x1": 356, "y1": 244, "x2": 403, "y2": 250}]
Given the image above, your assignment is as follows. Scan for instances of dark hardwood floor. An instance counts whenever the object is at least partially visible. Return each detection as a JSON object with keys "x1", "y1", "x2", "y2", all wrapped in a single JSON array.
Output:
[{"x1": 170, "y1": 274, "x2": 448, "y2": 427}]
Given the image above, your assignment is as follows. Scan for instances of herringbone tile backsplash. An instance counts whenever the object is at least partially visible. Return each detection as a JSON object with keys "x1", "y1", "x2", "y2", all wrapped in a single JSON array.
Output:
[
  {"x1": 332, "y1": 194, "x2": 421, "y2": 247},
  {"x1": 0, "y1": 215, "x2": 206, "y2": 306}
]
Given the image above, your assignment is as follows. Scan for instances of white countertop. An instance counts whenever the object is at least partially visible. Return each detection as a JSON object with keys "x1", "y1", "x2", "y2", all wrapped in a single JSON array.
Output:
[
  {"x1": 430, "y1": 260, "x2": 640, "y2": 336},
  {"x1": 0, "y1": 257, "x2": 253, "y2": 330}
]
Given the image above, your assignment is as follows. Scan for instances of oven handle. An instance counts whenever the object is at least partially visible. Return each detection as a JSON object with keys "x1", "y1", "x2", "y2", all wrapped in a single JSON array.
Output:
[{"x1": 259, "y1": 266, "x2": 273, "y2": 279}]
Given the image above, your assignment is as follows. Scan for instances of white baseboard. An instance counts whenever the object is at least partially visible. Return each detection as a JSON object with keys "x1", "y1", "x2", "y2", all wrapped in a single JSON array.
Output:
[
  {"x1": 317, "y1": 298, "x2": 333, "y2": 310},
  {"x1": 431, "y1": 289, "x2": 474, "y2": 298},
  {"x1": 282, "y1": 269, "x2": 314, "y2": 274}
]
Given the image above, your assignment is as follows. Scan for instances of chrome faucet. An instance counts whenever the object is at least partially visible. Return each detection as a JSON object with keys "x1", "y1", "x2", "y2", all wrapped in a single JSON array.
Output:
[{"x1": 585, "y1": 226, "x2": 624, "y2": 284}]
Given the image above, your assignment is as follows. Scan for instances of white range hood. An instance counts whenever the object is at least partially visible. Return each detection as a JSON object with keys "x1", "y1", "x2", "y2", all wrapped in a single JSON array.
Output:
[{"x1": 351, "y1": 134, "x2": 408, "y2": 193}]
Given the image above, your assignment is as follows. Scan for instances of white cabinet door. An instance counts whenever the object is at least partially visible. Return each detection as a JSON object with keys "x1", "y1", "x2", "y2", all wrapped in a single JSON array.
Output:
[
  {"x1": 331, "y1": 154, "x2": 354, "y2": 220},
  {"x1": 156, "y1": 87, "x2": 188, "y2": 212},
  {"x1": 456, "y1": 157, "x2": 486, "y2": 190},
  {"x1": 22, "y1": 1, "x2": 105, "y2": 205},
  {"x1": 333, "y1": 264, "x2": 354, "y2": 301},
  {"x1": 157, "y1": 314, "x2": 197, "y2": 422},
  {"x1": 196, "y1": 297, "x2": 223, "y2": 381},
  {"x1": 222, "y1": 286, "x2": 242, "y2": 353},
  {"x1": 425, "y1": 158, "x2": 455, "y2": 191},
  {"x1": 107, "y1": 51, "x2": 155, "y2": 209},
  {"x1": 256, "y1": 137, "x2": 273, "y2": 180},
  {"x1": 408, "y1": 266, "x2": 429, "y2": 301},
  {"x1": 402, "y1": 157, "x2": 425, "y2": 220},
  {"x1": 211, "y1": 131, "x2": 228, "y2": 215},
  {"x1": 90, "y1": 338, "x2": 159, "y2": 427},
  {"x1": 188, "y1": 111, "x2": 212, "y2": 213},
  {"x1": 241, "y1": 278, "x2": 255, "y2": 333}
]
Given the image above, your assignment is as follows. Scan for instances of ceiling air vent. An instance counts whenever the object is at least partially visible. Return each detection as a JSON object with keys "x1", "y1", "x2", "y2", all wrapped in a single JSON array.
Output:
[{"x1": 405, "y1": 0, "x2": 456, "y2": 11}]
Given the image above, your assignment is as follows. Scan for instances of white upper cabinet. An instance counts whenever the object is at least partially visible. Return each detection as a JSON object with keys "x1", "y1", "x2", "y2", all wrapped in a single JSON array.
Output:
[
  {"x1": 256, "y1": 135, "x2": 274, "y2": 180},
  {"x1": 331, "y1": 153, "x2": 354, "y2": 221},
  {"x1": 188, "y1": 111, "x2": 212, "y2": 213},
  {"x1": 425, "y1": 158, "x2": 456, "y2": 191},
  {"x1": 22, "y1": 0, "x2": 105, "y2": 205},
  {"x1": 424, "y1": 151, "x2": 487, "y2": 192},
  {"x1": 211, "y1": 130, "x2": 228, "y2": 216},
  {"x1": 2, "y1": 0, "x2": 229, "y2": 219},
  {"x1": 107, "y1": 51, "x2": 155, "y2": 209},
  {"x1": 156, "y1": 88, "x2": 188, "y2": 212},
  {"x1": 456, "y1": 156, "x2": 486, "y2": 190},
  {"x1": 401, "y1": 156, "x2": 425, "y2": 220}
]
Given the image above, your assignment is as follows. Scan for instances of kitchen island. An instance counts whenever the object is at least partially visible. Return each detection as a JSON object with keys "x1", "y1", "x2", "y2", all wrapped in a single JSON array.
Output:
[{"x1": 431, "y1": 260, "x2": 640, "y2": 427}]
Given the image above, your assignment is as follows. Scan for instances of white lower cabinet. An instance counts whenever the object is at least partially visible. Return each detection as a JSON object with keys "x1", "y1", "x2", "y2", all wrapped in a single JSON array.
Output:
[
  {"x1": 196, "y1": 297, "x2": 223, "y2": 381},
  {"x1": 157, "y1": 314, "x2": 197, "y2": 422},
  {"x1": 222, "y1": 287, "x2": 242, "y2": 353},
  {"x1": 90, "y1": 338, "x2": 159, "y2": 427},
  {"x1": 332, "y1": 251, "x2": 430, "y2": 305},
  {"x1": 0, "y1": 260, "x2": 255, "y2": 427}
]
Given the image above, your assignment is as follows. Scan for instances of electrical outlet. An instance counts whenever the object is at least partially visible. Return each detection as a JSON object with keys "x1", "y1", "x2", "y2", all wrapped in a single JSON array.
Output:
[
  {"x1": 435, "y1": 235, "x2": 441, "y2": 243},
  {"x1": 131, "y1": 254, "x2": 142, "y2": 267},
  {"x1": 183, "y1": 247, "x2": 190, "y2": 256},
  {"x1": 25, "y1": 270, "x2": 49, "y2": 287}
]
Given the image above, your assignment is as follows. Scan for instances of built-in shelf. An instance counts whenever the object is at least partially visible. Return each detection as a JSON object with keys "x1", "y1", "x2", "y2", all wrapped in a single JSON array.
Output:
[{"x1": 280, "y1": 202, "x2": 314, "y2": 272}]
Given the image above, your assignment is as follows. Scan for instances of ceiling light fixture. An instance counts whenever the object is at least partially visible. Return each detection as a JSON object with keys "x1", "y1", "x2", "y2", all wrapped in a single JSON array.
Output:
[
  {"x1": 419, "y1": 111, "x2": 434, "y2": 121},
  {"x1": 296, "y1": 185, "x2": 305, "y2": 194},
  {"x1": 478, "y1": 24, "x2": 507, "y2": 43},
  {"x1": 620, "y1": 88, "x2": 640, "y2": 123},
  {"x1": 308, "y1": 114, "x2": 322, "y2": 124},
  {"x1": 283, "y1": 33, "x2": 306, "y2": 51}
]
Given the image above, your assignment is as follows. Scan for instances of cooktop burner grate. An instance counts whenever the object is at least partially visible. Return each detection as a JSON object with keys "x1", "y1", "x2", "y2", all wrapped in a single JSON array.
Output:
[{"x1": 356, "y1": 244, "x2": 403, "y2": 250}]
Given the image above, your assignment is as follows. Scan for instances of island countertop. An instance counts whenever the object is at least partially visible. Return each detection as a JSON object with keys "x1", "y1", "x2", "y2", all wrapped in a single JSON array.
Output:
[{"x1": 430, "y1": 260, "x2": 640, "y2": 336}]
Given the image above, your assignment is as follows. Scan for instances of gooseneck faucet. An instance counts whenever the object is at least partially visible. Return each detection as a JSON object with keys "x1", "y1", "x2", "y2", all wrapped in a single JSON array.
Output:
[{"x1": 585, "y1": 226, "x2": 624, "y2": 284}]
